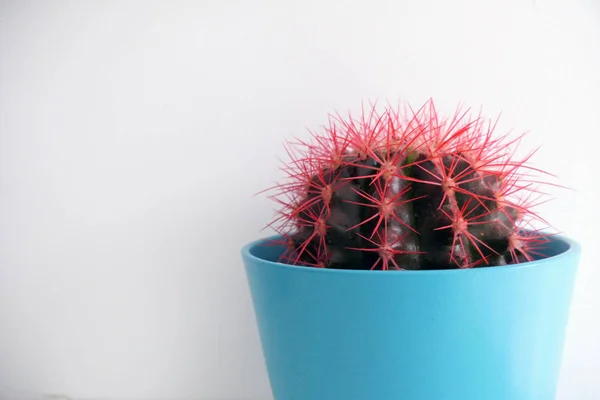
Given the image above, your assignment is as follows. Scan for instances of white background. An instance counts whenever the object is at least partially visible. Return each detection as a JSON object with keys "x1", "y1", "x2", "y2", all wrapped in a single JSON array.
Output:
[{"x1": 1, "y1": 1, "x2": 599, "y2": 399}]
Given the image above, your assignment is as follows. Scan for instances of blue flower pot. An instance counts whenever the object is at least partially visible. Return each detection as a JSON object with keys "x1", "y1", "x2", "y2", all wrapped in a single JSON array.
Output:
[{"x1": 241, "y1": 234, "x2": 580, "y2": 400}]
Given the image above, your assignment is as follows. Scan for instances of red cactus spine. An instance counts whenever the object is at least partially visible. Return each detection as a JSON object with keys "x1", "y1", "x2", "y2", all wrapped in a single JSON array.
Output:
[{"x1": 263, "y1": 99, "x2": 555, "y2": 270}]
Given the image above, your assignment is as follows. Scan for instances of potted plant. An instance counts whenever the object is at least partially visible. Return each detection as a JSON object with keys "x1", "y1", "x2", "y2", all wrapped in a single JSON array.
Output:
[{"x1": 241, "y1": 99, "x2": 581, "y2": 400}]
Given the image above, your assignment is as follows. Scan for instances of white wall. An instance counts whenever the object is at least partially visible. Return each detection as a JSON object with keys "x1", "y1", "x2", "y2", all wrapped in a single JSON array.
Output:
[{"x1": 1, "y1": 1, "x2": 598, "y2": 399}]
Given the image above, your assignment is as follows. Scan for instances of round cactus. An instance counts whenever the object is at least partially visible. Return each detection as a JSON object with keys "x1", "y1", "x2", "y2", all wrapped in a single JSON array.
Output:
[{"x1": 262, "y1": 99, "x2": 556, "y2": 270}]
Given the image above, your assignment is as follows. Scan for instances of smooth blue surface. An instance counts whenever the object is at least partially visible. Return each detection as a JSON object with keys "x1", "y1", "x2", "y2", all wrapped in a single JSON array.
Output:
[{"x1": 242, "y1": 234, "x2": 581, "y2": 400}]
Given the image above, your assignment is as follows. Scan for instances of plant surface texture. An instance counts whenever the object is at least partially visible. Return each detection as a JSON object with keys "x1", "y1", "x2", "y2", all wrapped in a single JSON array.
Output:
[{"x1": 262, "y1": 100, "x2": 557, "y2": 270}]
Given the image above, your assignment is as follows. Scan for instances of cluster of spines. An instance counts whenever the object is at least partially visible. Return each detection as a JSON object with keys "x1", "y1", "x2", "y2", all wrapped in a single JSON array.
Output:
[{"x1": 262, "y1": 99, "x2": 555, "y2": 270}]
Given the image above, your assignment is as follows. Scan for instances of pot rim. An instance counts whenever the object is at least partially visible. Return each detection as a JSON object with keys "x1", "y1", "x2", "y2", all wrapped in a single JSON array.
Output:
[{"x1": 241, "y1": 232, "x2": 581, "y2": 276}]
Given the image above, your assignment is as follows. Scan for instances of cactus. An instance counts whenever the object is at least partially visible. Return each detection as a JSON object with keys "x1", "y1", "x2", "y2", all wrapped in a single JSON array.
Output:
[{"x1": 263, "y1": 99, "x2": 555, "y2": 270}]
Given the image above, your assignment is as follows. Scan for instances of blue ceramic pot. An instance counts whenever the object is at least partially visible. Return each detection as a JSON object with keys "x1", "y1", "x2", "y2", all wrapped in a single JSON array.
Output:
[{"x1": 241, "y1": 234, "x2": 580, "y2": 400}]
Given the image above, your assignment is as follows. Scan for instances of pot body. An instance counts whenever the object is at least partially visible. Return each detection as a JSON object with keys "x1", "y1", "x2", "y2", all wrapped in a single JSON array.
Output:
[{"x1": 242, "y1": 234, "x2": 580, "y2": 400}]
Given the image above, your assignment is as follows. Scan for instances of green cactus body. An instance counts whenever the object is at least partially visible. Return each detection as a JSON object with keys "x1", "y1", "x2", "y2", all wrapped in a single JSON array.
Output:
[{"x1": 266, "y1": 100, "x2": 553, "y2": 270}]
